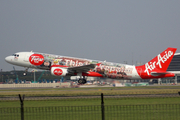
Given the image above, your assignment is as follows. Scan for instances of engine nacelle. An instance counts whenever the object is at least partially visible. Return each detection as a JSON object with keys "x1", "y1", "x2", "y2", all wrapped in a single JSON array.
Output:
[{"x1": 51, "y1": 67, "x2": 68, "y2": 76}]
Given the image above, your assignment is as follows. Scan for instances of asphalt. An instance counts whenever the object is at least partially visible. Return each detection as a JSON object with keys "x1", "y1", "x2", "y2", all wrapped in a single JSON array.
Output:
[{"x1": 0, "y1": 93, "x2": 179, "y2": 101}]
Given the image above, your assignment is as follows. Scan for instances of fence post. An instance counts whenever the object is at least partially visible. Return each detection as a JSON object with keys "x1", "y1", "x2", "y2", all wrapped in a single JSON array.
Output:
[
  {"x1": 101, "y1": 93, "x2": 105, "y2": 120},
  {"x1": 19, "y1": 94, "x2": 25, "y2": 120}
]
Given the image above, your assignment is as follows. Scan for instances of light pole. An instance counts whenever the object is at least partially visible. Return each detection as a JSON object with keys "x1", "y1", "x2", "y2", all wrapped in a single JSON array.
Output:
[
  {"x1": 6, "y1": 75, "x2": 9, "y2": 83},
  {"x1": 0, "y1": 69, "x2": 2, "y2": 83},
  {"x1": 33, "y1": 69, "x2": 36, "y2": 83},
  {"x1": 2, "y1": 75, "x2": 3, "y2": 83}
]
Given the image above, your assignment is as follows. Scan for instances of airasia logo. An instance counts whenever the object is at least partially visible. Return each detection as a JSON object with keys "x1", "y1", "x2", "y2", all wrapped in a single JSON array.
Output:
[
  {"x1": 53, "y1": 68, "x2": 63, "y2": 76},
  {"x1": 29, "y1": 54, "x2": 44, "y2": 66},
  {"x1": 144, "y1": 51, "x2": 173, "y2": 75}
]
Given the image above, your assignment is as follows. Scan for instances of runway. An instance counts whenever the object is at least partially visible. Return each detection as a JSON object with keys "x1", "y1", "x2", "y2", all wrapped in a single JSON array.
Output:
[{"x1": 0, "y1": 93, "x2": 179, "y2": 101}]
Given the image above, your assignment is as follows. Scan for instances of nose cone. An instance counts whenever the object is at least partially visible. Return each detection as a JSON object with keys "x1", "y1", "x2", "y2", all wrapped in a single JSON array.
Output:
[{"x1": 5, "y1": 56, "x2": 12, "y2": 63}]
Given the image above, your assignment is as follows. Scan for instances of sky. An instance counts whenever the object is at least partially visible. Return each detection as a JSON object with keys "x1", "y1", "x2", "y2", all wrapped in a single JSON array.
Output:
[{"x1": 0, "y1": 1, "x2": 180, "y2": 71}]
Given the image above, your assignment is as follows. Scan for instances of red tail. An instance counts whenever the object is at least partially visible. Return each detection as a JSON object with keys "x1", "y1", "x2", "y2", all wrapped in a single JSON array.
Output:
[{"x1": 136, "y1": 47, "x2": 177, "y2": 79}]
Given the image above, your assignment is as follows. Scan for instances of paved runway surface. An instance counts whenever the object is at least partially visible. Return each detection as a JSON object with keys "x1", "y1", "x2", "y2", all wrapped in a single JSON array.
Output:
[{"x1": 0, "y1": 93, "x2": 179, "y2": 101}]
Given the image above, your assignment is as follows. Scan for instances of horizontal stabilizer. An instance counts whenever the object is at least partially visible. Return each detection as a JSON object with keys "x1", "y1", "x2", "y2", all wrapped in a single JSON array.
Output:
[{"x1": 151, "y1": 71, "x2": 173, "y2": 76}]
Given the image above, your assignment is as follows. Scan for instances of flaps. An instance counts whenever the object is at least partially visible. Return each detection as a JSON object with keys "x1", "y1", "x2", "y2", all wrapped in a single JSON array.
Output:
[{"x1": 68, "y1": 64, "x2": 97, "y2": 73}]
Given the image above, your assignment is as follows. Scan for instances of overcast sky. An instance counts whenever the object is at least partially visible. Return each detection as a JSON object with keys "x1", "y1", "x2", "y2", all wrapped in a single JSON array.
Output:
[{"x1": 0, "y1": 1, "x2": 180, "y2": 71}]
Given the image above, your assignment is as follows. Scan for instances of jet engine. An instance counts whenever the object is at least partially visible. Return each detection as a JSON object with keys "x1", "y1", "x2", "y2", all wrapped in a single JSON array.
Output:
[{"x1": 51, "y1": 67, "x2": 68, "y2": 76}]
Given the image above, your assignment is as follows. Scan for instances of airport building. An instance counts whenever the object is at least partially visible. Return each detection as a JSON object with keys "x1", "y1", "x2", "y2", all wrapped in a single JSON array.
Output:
[{"x1": 158, "y1": 53, "x2": 180, "y2": 84}]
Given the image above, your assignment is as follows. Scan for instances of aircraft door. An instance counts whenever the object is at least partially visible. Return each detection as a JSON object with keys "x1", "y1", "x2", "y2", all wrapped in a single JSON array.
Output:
[{"x1": 24, "y1": 53, "x2": 32, "y2": 62}]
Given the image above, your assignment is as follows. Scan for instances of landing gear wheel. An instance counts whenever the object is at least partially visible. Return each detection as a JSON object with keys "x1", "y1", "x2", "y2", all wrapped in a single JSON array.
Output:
[
  {"x1": 82, "y1": 79, "x2": 87, "y2": 84},
  {"x1": 78, "y1": 79, "x2": 84, "y2": 84},
  {"x1": 23, "y1": 68, "x2": 29, "y2": 76},
  {"x1": 78, "y1": 79, "x2": 87, "y2": 84}
]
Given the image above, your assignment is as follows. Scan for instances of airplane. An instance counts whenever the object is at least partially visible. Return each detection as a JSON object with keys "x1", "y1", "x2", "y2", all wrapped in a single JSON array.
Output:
[{"x1": 5, "y1": 47, "x2": 177, "y2": 84}]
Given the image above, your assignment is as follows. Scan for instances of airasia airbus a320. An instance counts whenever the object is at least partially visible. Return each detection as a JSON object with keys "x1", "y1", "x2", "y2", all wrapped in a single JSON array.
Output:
[{"x1": 5, "y1": 47, "x2": 177, "y2": 84}]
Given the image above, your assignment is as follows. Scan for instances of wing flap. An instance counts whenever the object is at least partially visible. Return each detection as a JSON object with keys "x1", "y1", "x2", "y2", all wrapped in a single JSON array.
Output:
[{"x1": 68, "y1": 64, "x2": 97, "y2": 73}]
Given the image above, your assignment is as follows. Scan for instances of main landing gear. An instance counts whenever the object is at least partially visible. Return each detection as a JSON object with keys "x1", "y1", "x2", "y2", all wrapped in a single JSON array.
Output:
[
  {"x1": 78, "y1": 77, "x2": 87, "y2": 84},
  {"x1": 23, "y1": 68, "x2": 29, "y2": 76}
]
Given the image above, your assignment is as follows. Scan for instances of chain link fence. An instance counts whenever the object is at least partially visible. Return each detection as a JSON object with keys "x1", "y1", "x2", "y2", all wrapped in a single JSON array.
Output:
[
  {"x1": 1, "y1": 104, "x2": 180, "y2": 120},
  {"x1": 0, "y1": 93, "x2": 180, "y2": 120}
]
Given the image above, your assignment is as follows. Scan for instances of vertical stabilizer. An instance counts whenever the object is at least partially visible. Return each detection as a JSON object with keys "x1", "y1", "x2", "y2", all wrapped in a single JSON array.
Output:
[{"x1": 136, "y1": 47, "x2": 177, "y2": 79}]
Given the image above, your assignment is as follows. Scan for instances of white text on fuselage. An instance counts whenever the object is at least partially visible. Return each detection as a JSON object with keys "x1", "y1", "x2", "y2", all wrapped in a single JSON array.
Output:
[{"x1": 30, "y1": 56, "x2": 44, "y2": 64}]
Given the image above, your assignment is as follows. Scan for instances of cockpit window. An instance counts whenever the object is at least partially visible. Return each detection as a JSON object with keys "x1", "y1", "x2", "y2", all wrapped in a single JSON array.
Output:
[{"x1": 12, "y1": 54, "x2": 19, "y2": 57}]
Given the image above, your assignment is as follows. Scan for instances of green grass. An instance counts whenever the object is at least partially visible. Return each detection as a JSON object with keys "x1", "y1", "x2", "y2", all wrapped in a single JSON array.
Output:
[
  {"x1": 0, "y1": 85, "x2": 180, "y2": 91},
  {"x1": 1, "y1": 86, "x2": 180, "y2": 120},
  {"x1": 1, "y1": 100, "x2": 180, "y2": 120},
  {"x1": 0, "y1": 97, "x2": 180, "y2": 107},
  {"x1": 0, "y1": 86, "x2": 180, "y2": 96}
]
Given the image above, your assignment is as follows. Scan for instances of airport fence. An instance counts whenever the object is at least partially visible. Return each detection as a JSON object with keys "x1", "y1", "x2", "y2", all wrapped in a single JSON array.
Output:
[
  {"x1": 1, "y1": 104, "x2": 180, "y2": 120},
  {"x1": 0, "y1": 94, "x2": 180, "y2": 120}
]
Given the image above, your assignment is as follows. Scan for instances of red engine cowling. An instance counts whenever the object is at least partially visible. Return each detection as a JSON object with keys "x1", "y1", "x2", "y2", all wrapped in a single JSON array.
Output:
[{"x1": 51, "y1": 67, "x2": 68, "y2": 76}]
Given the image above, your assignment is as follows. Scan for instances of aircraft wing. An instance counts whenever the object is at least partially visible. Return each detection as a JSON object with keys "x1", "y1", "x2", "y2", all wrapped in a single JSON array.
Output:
[{"x1": 68, "y1": 64, "x2": 97, "y2": 73}]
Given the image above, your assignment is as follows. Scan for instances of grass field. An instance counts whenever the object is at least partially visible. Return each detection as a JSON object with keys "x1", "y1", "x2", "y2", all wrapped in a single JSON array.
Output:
[
  {"x1": 1, "y1": 97, "x2": 180, "y2": 120},
  {"x1": 0, "y1": 86, "x2": 180, "y2": 107},
  {"x1": 0, "y1": 97, "x2": 180, "y2": 107},
  {"x1": 0, "y1": 86, "x2": 180, "y2": 120},
  {"x1": 0, "y1": 86, "x2": 180, "y2": 96},
  {"x1": 1, "y1": 104, "x2": 180, "y2": 120}
]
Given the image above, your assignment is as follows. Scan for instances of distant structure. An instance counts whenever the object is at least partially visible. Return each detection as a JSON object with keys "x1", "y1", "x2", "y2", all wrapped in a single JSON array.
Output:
[
  {"x1": 167, "y1": 53, "x2": 180, "y2": 71},
  {"x1": 162, "y1": 53, "x2": 180, "y2": 84}
]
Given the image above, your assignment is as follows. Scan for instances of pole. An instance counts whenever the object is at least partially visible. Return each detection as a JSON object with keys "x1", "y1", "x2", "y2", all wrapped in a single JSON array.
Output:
[
  {"x1": 0, "y1": 69, "x2": 2, "y2": 83},
  {"x1": 101, "y1": 93, "x2": 105, "y2": 120},
  {"x1": 34, "y1": 70, "x2": 36, "y2": 83},
  {"x1": 175, "y1": 74, "x2": 177, "y2": 85},
  {"x1": 19, "y1": 94, "x2": 25, "y2": 120}
]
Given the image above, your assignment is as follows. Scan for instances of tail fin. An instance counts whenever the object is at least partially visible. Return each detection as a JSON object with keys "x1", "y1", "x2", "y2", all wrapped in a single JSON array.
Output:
[{"x1": 136, "y1": 47, "x2": 177, "y2": 79}]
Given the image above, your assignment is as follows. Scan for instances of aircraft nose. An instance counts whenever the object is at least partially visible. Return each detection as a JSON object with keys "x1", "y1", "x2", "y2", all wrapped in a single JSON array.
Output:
[{"x1": 5, "y1": 56, "x2": 12, "y2": 63}]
